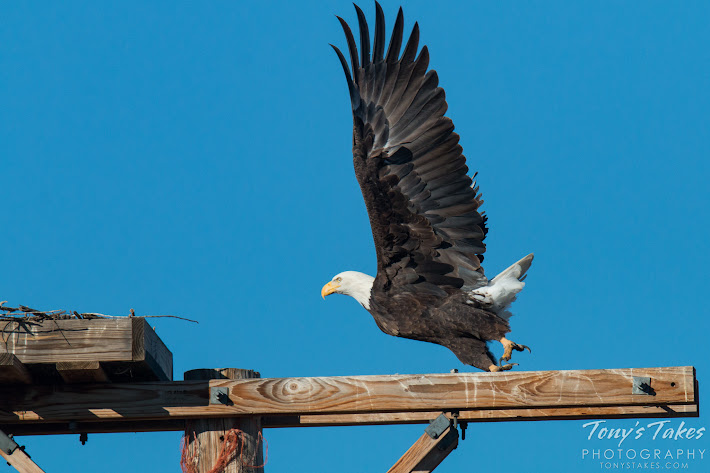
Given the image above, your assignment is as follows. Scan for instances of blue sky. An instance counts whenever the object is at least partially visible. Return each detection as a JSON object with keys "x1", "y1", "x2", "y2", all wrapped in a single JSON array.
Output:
[{"x1": 2, "y1": 1, "x2": 709, "y2": 472}]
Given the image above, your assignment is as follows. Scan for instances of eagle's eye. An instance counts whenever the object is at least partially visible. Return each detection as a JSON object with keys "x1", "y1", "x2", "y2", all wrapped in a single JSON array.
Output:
[{"x1": 335, "y1": 277, "x2": 342, "y2": 283}]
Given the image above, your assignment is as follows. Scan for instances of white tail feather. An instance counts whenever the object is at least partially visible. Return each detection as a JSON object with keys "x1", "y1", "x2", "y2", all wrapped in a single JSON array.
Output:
[{"x1": 470, "y1": 253, "x2": 533, "y2": 320}]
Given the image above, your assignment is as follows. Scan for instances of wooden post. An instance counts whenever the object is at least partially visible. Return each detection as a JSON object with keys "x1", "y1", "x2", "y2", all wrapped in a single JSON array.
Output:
[{"x1": 183, "y1": 368, "x2": 264, "y2": 473}]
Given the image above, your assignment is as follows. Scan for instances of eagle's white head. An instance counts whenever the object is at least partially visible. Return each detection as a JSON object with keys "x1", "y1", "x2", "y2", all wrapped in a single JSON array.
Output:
[{"x1": 321, "y1": 271, "x2": 375, "y2": 310}]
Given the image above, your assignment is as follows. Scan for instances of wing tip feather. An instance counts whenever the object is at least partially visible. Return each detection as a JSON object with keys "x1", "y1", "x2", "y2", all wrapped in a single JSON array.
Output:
[
  {"x1": 353, "y1": 3, "x2": 371, "y2": 67},
  {"x1": 373, "y1": 1, "x2": 386, "y2": 62}
]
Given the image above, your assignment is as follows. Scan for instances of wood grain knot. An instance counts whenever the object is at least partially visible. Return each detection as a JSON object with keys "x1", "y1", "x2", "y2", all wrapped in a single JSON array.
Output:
[{"x1": 259, "y1": 377, "x2": 341, "y2": 405}]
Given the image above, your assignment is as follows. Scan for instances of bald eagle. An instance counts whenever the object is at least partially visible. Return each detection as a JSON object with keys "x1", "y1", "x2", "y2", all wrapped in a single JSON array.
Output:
[{"x1": 321, "y1": 3, "x2": 533, "y2": 372}]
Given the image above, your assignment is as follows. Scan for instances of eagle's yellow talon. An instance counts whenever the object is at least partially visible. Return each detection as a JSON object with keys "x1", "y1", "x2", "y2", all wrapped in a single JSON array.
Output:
[{"x1": 499, "y1": 337, "x2": 530, "y2": 365}]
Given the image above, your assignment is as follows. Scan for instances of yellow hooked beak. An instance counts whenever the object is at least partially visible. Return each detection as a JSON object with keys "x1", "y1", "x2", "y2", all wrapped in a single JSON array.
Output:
[{"x1": 321, "y1": 281, "x2": 340, "y2": 299}]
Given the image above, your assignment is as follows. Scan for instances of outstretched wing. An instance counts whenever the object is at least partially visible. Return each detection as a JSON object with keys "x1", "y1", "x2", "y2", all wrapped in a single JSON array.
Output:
[{"x1": 332, "y1": 3, "x2": 488, "y2": 291}]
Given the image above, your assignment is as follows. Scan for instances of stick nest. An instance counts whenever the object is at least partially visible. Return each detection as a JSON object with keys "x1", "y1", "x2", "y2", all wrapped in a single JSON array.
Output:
[{"x1": 0, "y1": 301, "x2": 197, "y2": 323}]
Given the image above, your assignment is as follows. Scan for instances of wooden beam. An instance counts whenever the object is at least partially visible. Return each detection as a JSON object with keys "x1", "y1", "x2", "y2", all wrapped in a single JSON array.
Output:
[
  {"x1": 265, "y1": 402, "x2": 699, "y2": 428},
  {"x1": 131, "y1": 317, "x2": 173, "y2": 381},
  {"x1": 1, "y1": 319, "x2": 134, "y2": 363},
  {"x1": 388, "y1": 416, "x2": 458, "y2": 473},
  {"x1": 3, "y1": 403, "x2": 698, "y2": 436},
  {"x1": 210, "y1": 366, "x2": 694, "y2": 415},
  {"x1": 0, "y1": 318, "x2": 172, "y2": 382},
  {"x1": 0, "y1": 367, "x2": 697, "y2": 433},
  {"x1": 0, "y1": 354, "x2": 32, "y2": 385},
  {"x1": 56, "y1": 361, "x2": 109, "y2": 384}
]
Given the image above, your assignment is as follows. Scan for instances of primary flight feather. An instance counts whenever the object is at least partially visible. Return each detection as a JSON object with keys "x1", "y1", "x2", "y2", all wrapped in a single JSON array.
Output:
[{"x1": 322, "y1": 2, "x2": 533, "y2": 372}]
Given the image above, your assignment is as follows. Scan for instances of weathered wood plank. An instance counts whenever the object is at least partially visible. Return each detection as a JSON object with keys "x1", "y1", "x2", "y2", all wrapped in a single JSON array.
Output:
[
  {"x1": 214, "y1": 366, "x2": 694, "y2": 415},
  {"x1": 0, "y1": 319, "x2": 133, "y2": 363},
  {"x1": 388, "y1": 423, "x2": 458, "y2": 473},
  {"x1": 0, "y1": 318, "x2": 173, "y2": 382},
  {"x1": 0, "y1": 367, "x2": 695, "y2": 429},
  {"x1": 0, "y1": 354, "x2": 32, "y2": 384},
  {"x1": 0, "y1": 380, "x2": 208, "y2": 423},
  {"x1": 2, "y1": 403, "x2": 698, "y2": 436},
  {"x1": 131, "y1": 318, "x2": 173, "y2": 381},
  {"x1": 266, "y1": 403, "x2": 700, "y2": 428},
  {"x1": 6, "y1": 419, "x2": 189, "y2": 436},
  {"x1": 56, "y1": 362, "x2": 109, "y2": 384}
]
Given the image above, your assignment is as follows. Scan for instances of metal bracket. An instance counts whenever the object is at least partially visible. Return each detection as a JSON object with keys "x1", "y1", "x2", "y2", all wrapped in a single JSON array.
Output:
[
  {"x1": 632, "y1": 376, "x2": 655, "y2": 395},
  {"x1": 424, "y1": 414, "x2": 459, "y2": 452},
  {"x1": 209, "y1": 387, "x2": 234, "y2": 405},
  {"x1": 425, "y1": 413, "x2": 451, "y2": 439},
  {"x1": 0, "y1": 429, "x2": 18, "y2": 455}
]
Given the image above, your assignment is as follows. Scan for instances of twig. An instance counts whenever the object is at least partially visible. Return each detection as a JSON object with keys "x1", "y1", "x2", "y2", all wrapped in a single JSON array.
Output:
[
  {"x1": 0, "y1": 303, "x2": 20, "y2": 313},
  {"x1": 74, "y1": 313, "x2": 198, "y2": 323},
  {"x1": 141, "y1": 315, "x2": 199, "y2": 324},
  {"x1": 52, "y1": 318, "x2": 73, "y2": 348}
]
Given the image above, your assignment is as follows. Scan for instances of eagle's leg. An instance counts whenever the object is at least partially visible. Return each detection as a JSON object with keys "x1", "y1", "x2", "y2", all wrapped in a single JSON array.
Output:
[
  {"x1": 498, "y1": 337, "x2": 530, "y2": 366},
  {"x1": 489, "y1": 363, "x2": 517, "y2": 372}
]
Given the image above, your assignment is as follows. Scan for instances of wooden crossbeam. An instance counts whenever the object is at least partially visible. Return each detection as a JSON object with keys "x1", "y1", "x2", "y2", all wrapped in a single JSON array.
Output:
[
  {"x1": 265, "y1": 403, "x2": 699, "y2": 428},
  {"x1": 208, "y1": 366, "x2": 694, "y2": 414},
  {"x1": 0, "y1": 366, "x2": 697, "y2": 437},
  {"x1": 3, "y1": 403, "x2": 698, "y2": 436}
]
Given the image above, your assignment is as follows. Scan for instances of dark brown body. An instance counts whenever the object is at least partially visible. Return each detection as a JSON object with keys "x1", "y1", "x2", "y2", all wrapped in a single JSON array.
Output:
[{"x1": 369, "y1": 276, "x2": 510, "y2": 370}]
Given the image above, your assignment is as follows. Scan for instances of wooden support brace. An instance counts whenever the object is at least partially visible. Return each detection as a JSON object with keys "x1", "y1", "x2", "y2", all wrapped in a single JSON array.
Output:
[
  {"x1": 0, "y1": 354, "x2": 31, "y2": 385},
  {"x1": 0, "y1": 430, "x2": 45, "y2": 473},
  {"x1": 388, "y1": 415, "x2": 458, "y2": 473}
]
